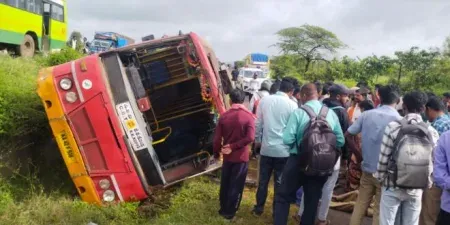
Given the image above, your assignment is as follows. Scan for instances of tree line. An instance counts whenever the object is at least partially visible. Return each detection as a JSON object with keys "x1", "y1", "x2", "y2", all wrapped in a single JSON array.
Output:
[{"x1": 262, "y1": 24, "x2": 450, "y2": 94}]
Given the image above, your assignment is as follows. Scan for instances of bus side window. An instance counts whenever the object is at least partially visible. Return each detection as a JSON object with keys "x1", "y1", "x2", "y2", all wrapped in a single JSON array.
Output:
[
  {"x1": 51, "y1": 4, "x2": 64, "y2": 22},
  {"x1": 6, "y1": 0, "x2": 17, "y2": 7},
  {"x1": 25, "y1": 0, "x2": 35, "y2": 13},
  {"x1": 18, "y1": 0, "x2": 27, "y2": 9}
]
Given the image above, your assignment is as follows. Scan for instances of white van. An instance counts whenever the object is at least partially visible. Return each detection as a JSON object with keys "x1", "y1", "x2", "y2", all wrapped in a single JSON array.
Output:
[{"x1": 239, "y1": 67, "x2": 269, "y2": 94}]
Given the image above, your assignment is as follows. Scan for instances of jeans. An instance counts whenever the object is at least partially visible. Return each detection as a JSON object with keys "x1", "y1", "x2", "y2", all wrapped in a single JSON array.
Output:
[
  {"x1": 349, "y1": 172, "x2": 381, "y2": 225},
  {"x1": 254, "y1": 155, "x2": 288, "y2": 214},
  {"x1": 419, "y1": 185, "x2": 442, "y2": 225},
  {"x1": 379, "y1": 188, "x2": 423, "y2": 225},
  {"x1": 436, "y1": 209, "x2": 450, "y2": 225},
  {"x1": 298, "y1": 169, "x2": 339, "y2": 221},
  {"x1": 219, "y1": 161, "x2": 249, "y2": 217},
  {"x1": 273, "y1": 155, "x2": 327, "y2": 225}
]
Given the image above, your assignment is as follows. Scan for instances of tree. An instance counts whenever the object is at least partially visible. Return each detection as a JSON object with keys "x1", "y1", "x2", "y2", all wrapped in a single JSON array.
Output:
[
  {"x1": 442, "y1": 36, "x2": 450, "y2": 57},
  {"x1": 394, "y1": 47, "x2": 440, "y2": 90},
  {"x1": 274, "y1": 24, "x2": 346, "y2": 72},
  {"x1": 67, "y1": 31, "x2": 85, "y2": 52},
  {"x1": 233, "y1": 60, "x2": 245, "y2": 69}
]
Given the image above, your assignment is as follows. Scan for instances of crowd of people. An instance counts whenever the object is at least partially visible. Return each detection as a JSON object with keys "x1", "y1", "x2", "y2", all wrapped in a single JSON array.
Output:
[{"x1": 213, "y1": 76, "x2": 450, "y2": 225}]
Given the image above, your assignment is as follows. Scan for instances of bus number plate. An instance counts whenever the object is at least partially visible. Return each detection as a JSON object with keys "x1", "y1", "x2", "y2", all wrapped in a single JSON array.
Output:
[
  {"x1": 58, "y1": 130, "x2": 76, "y2": 163},
  {"x1": 116, "y1": 102, "x2": 148, "y2": 151}
]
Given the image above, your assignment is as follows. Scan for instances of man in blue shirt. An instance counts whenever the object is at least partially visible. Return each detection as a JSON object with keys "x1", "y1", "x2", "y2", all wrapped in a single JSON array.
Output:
[
  {"x1": 273, "y1": 83, "x2": 344, "y2": 225},
  {"x1": 253, "y1": 77, "x2": 298, "y2": 216},
  {"x1": 347, "y1": 85, "x2": 401, "y2": 225}
]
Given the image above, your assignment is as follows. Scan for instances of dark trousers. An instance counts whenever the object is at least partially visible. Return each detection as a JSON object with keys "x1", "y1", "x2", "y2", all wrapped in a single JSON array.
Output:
[
  {"x1": 254, "y1": 155, "x2": 288, "y2": 214},
  {"x1": 273, "y1": 155, "x2": 328, "y2": 225},
  {"x1": 436, "y1": 209, "x2": 450, "y2": 225},
  {"x1": 219, "y1": 161, "x2": 249, "y2": 217}
]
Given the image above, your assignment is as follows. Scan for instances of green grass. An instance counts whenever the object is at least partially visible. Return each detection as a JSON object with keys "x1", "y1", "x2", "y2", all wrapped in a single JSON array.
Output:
[{"x1": 0, "y1": 176, "x2": 302, "y2": 225}]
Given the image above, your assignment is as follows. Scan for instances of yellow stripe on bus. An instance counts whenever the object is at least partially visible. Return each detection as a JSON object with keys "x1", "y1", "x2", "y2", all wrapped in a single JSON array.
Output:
[{"x1": 37, "y1": 67, "x2": 101, "y2": 204}]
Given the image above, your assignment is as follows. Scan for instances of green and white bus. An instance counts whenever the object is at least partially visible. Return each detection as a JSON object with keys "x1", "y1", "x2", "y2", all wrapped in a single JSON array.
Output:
[{"x1": 0, "y1": 0, "x2": 67, "y2": 57}]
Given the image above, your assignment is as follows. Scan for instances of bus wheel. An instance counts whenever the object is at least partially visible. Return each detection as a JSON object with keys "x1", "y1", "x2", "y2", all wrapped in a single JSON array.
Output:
[{"x1": 19, "y1": 34, "x2": 35, "y2": 57}]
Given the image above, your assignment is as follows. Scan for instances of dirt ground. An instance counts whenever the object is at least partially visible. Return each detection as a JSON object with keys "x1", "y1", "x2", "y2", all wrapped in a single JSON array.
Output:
[{"x1": 246, "y1": 157, "x2": 373, "y2": 225}]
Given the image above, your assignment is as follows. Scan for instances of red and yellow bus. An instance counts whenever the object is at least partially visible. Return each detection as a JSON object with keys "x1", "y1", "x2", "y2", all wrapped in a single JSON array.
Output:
[{"x1": 37, "y1": 33, "x2": 231, "y2": 204}]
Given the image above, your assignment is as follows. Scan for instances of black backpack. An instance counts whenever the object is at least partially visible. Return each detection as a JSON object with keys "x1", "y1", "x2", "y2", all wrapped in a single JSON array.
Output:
[{"x1": 298, "y1": 105, "x2": 340, "y2": 176}]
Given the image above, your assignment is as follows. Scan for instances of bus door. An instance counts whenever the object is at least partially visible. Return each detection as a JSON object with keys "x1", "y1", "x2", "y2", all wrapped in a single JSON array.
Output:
[{"x1": 41, "y1": 2, "x2": 51, "y2": 52}]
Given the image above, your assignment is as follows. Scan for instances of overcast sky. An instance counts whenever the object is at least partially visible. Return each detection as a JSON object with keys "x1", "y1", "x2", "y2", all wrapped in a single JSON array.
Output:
[{"x1": 68, "y1": 0, "x2": 450, "y2": 62}]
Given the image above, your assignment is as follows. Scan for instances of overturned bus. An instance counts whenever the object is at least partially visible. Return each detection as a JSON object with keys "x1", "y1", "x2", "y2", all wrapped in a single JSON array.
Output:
[{"x1": 37, "y1": 33, "x2": 232, "y2": 204}]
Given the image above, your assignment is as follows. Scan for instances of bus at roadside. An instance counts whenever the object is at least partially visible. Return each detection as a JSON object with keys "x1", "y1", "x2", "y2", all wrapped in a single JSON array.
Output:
[
  {"x1": 0, "y1": 0, "x2": 67, "y2": 57},
  {"x1": 37, "y1": 32, "x2": 230, "y2": 204}
]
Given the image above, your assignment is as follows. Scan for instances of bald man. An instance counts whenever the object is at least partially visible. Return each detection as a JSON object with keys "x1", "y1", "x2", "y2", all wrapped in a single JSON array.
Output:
[{"x1": 274, "y1": 84, "x2": 345, "y2": 225}]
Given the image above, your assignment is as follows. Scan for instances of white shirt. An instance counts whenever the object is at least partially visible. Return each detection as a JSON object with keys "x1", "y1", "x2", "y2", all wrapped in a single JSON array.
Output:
[{"x1": 249, "y1": 90, "x2": 270, "y2": 112}]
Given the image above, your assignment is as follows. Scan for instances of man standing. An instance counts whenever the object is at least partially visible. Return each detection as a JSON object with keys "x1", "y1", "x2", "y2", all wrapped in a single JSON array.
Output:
[
  {"x1": 296, "y1": 84, "x2": 351, "y2": 224},
  {"x1": 252, "y1": 78, "x2": 298, "y2": 216},
  {"x1": 231, "y1": 66, "x2": 239, "y2": 82},
  {"x1": 348, "y1": 87, "x2": 369, "y2": 123},
  {"x1": 419, "y1": 96, "x2": 450, "y2": 225},
  {"x1": 443, "y1": 92, "x2": 450, "y2": 115},
  {"x1": 347, "y1": 85, "x2": 402, "y2": 225},
  {"x1": 249, "y1": 80, "x2": 271, "y2": 114},
  {"x1": 375, "y1": 91, "x2": 438, "y2": 225},
  {"x1": 274, "y1": 83, "x2": 344, "y2": 225},
  {"x1": 213, "y1": 89, "x2": 255, "y2": 220},
  {"x1": 434, "y1": 130, "x2": 450, "y2": 225}
]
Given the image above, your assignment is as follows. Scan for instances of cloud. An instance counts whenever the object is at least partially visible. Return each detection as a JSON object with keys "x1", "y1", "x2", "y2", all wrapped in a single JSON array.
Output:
[{"x1": 67, "y1": 0, "x2": 450, "y2": 61}]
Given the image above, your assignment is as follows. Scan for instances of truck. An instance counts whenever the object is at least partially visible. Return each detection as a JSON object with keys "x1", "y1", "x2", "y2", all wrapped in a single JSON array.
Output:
[
  {"x1": 87, "y1": 32, "x2": 135, "y2": 54},
  {"x1": 240, "y1": 53, "x2": 271, "y2": 95},
  {"x1": 37, "y1": 32, "x2": 231, "y2": 204}
]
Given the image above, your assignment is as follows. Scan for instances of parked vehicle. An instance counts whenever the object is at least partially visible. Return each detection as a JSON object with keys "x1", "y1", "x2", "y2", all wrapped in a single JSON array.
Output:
[
  {"x1": 37, "y1": 32, "x2": 231, "y2": 204},
  {"x1": 240, "y1": 67, "x2": 268, "y2": 95},
  {"x1": 87, "y1": 32, "x2": 135, "y2": 54},
  {"x1": 0, "y1": 0, "x2": 67, "y2": 57},
  {"x1": 245, "y1": 53, "x2": 270, "y2": 76}
]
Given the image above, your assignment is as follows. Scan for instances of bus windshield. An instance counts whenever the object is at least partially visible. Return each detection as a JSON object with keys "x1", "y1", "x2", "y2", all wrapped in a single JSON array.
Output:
[{"x1": 92, "y1": 39, "x2": 113, "y2": 48}]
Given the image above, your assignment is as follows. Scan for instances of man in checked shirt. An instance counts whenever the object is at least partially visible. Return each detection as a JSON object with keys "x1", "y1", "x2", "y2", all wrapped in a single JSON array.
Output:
[
  {"x1": 418, "y1": 96, "x2": 450, "y2": 225},
  {"x1": 374, "y1": 91, "x2": 439, "y2": 225}
]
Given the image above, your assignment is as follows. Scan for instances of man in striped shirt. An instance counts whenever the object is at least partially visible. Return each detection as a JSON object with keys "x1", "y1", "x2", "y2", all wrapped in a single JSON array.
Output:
[{"x1": 375, "y1": 91, "x2": 439, "y2": 225}]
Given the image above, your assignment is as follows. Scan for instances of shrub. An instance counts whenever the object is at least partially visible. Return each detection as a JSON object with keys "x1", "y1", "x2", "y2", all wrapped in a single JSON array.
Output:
[{"x1": 40, "y1": 47, "x2": 84, "y2": 67}]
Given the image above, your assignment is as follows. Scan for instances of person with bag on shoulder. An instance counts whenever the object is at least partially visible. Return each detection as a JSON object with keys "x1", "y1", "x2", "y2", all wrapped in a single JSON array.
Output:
[
  {"x1": 273, "y1": 83, "x2": 345, "y2": 225},
  {"x1": 374, "y1": 91, "x2": 439, "y2": 225},
  {"x1": 295, "y1": 84, "x2": 352, "y2": 225}
]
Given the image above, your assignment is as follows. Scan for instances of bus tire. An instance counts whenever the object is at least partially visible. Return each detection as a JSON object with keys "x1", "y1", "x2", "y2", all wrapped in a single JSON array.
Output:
[{"x1": 19, "y1": 34, "x2": 35, "y2": 57}]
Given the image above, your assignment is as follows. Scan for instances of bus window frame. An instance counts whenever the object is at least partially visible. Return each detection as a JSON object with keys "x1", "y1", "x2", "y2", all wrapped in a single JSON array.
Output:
[
  {"x1": 1, "y1": 0, "x2": 64, "y2": 18},
  {"x1": 50, "y1": 3, "x2": 63, "y2": 22}
]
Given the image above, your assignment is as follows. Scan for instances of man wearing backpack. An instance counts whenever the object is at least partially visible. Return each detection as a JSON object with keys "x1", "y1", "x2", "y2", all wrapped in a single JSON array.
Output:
[
  {"x1": 295, "y1": 84, "x2": 351, "y2": 224},
  {"x1": 274, "y1": 83, "x2": 344, "y2": 225},
  {"x1": 375, "y1": 91, "x2": 439, "y2": 225},
  {"x1": 347, "y1": 85, "x2": 402, "y2": 225}
]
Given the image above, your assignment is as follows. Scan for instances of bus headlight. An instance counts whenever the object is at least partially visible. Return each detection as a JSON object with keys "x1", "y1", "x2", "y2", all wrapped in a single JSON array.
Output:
[
  {"x1": 102, "y1": 190, "x2": 115, "y2": 202},
  {"x1": 59, "y1": 78, "x2": 73, "y2": 90},
  {"x1": 65, "y1": 92, "x2": 77, "y2": 103},
  {"x1": 99, "y1": 179, "x2": 111, "y2": 190}
]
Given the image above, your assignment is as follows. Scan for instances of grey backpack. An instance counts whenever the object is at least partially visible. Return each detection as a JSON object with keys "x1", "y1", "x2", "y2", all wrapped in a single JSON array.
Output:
[{"x1": 387, "y1": 119, "x2": 433, "y2": 189}]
